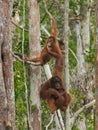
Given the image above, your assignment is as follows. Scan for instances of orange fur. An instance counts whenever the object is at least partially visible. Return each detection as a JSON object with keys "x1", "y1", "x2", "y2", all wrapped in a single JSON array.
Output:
[
  {"x1": 24, "y1": 18, "x2": 60, "y2": 65},
  {"x1": 39, "y1": 76, "x2": 72, "y2": 113}
]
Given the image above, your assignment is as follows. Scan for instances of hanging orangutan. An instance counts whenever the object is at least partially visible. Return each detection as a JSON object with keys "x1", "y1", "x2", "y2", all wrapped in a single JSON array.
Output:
[
  {"x1": 23, "y1": 18, "x2": 63, "y2": 66},
  {"x1": 39, "y1": 76, "x2": 72, "y2": 113}
]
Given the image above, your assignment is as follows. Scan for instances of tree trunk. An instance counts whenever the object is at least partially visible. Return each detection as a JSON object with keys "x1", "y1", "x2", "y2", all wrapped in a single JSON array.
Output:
[
  {"x1": 28, "y1": 0, "x2": 41, "y2": 130},
  {"x1": 95, "y1": 1, "x2": 98, "y2": 130},
  {"x1": 0, "y1": 0, "x2": 15, "y2": 130},
  {"x1": 76, "y1": 20, "x2": 86, "y2": 74},
  {"x1": 0, "y1": 46, "x2": 8, "y2": 129},
  {"x1": 63, "y1": 0, "x2": 71, "y2": 130},
  {"x1": 81, "y1": 6, "x2": 90, "y2": 50},
  {"x1": 77, "y1": 118, "x2": 86, "y2": 130},
  {"x1": 75, "y1": 7, "x2": 86, "y2": 130}
]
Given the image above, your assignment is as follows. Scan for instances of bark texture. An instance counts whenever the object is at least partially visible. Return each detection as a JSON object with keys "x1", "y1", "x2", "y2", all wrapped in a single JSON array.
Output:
[
  {"x1": 63, "y1": 0, "x2": 71, "y2": 130},
  {"x1": 95, "y1": 1, "x2": 98, "y2": 129},
  {"x1": 75, "y1": 7, "x2": 86, "y2": 130},
  {"x1": 76, "y1": 20, "x2": 86, "y2": 74},
  {"x1": 81, "y1": 6, "x2": 90, "y2": 49},
  {"x1": 28, "y1": 0, "x2": 41, "y2": 130},
  {"x1": 0, "y1": 0, "x2": 15, "y2": 130}
]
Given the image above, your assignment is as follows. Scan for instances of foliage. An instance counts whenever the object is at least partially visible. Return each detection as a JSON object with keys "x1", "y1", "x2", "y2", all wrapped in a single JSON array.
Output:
[
  {"x1": 69, "y1": 34, "x2": 77, "y2": 70},
  {"x1": 13, "y1": 0, "x2": 95, "y2": 129},
  {"x1": 41, "y1": 101, "x2": 55, "y2": 130},
  {"x1": 14, "y1": 61, "x2": 28, "y2": 129},
  {"x1": 84, "y1": 45, "x2": 96, "y2": 65}
]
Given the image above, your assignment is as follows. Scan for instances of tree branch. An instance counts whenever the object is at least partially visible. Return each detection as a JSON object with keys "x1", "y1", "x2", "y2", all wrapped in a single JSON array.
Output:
[
  {"x1": 13, "y1": 52, "x2": 41, "y2": 66},
  {"x1": 41, "y1": 25, "x2": 60, "y2": 40},
  {"x1": 68, "y1": 48, "x2": 79, "y2": 63},
  {"x1": 70, "y1": 100, "x2": 95, "y2": 127},
  {"x1": 56, "y1": 111, "x2": 65, "y2": 130},
  {"x1": 42, "y1": 0, "x2": 53, "y2": 20},
  {"x1": 43, "y1": 64, "x2": 65, "y2": 130},
  {"x1": 11, "y1": 20, "x2": 28, "y2": 32},
  {"x1": 41, "y1": 3, "x2": 53, "y2": 23},
  {"x1": 12, "y1": 20, "x2": 47, "y2": 39},
  {"x1": 46, "y1": 114, "x2": 54, "y2": 130}
]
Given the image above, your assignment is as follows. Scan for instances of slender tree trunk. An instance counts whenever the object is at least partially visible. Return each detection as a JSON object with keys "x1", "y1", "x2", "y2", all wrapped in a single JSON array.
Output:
[
  {"x1": 0, "y1": 1, "x2": 15, "y2": 130},
  {"x1": 75, "y1": 7, "x2": 86, "y2": 130},
  {"x1": 76, "y1": 20, "x2": 86, "y2": 74},
  {"x1": 0, "y1": 46, "x2": 8, "y2": 129},
  {"x1": 63, "y1": 0, "x2": 71, "y2": 130},
  {"x1": 28, "y1": 0, "x2": 41, "y2": 130},
  {"x1": 95, "y1": 1, "x2": 98, "y2": 129},
  {"x1": 81, "y1": 6, "x2": 90, "y2": 50},
  {"x1": 0, "y1": 2, "x2": 8, "y2": 129},
  {"x1": 76, "y1": 118, "x2": 86, "y2": 130}
]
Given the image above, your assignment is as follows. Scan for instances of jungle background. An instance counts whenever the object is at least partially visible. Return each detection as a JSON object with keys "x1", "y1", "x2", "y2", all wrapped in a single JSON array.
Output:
[{"x1": 0, "y1": 0, "x2": 98, "y2": 130}]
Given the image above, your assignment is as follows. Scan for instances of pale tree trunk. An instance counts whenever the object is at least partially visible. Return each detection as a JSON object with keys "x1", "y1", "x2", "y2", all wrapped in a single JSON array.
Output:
[
  {"x1": 76, "y1": 118, "x2": 86, "y2": 130},
  {"x1": 0, "y1": 45, "x2": 8, "y2": 129},
  {"x1": 76, "y1": 24, "x2": 86, "y2": 130},
  {"x1": 76, "y1": 20, "x2": 86, "y2": 74},
  {"x1": 28, "y1": 0, "x2": 41, "y2": 130},
  {"x1": 95, "y1": 0, "x2": 98, "y2": 129},
  {"x1": 76, "y1": 6, "x2": 86, "y2": 75},
  {"x1": 79, "y1": 0, "x2": 93, "y2": 73},
  {"x1": 75, "y1": 7, "x2": 86, "y2": 130},
  {"x1": 63, "y1": 0, "x2": 71, "y2": 130},
  {"x1": 0, "y1": 0, "x2": 15, "y2": 130},
  {"x1": 0, "y1": 3, "x2": 8, "y2": 129},
  {"x1": 81, "y1": 5, "x2": 90, "y2": 50},
  {"x1": 80, "y1": 2, "x2": 91, "y2": 71},
  {"x1": 76, "y1": 3, "x2": 93, "y2": 129},
  {"x1": 81, "y1": 3, "x2": 94, "y2": 126}
]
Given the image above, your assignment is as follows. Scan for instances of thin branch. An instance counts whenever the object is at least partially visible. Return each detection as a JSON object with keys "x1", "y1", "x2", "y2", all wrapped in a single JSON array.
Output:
[
  {"x1": 71, "y1": 100, "x2": 95, "y2": 127},
  {"x1": 41, "y1": 25, "x2": 60, "y2": 40},
  {"x1": 12, "y1": 20, "x2": 48, "y2": 40},
  {"x1": 41, "y1": 25, "x2": 50, "y2": 36},
  {"x1": 22, "y1": 0, "x2": 31, "y2": 128},
  {"x1": 13, "y1": 52, "x2": 42, "y2": 66},
  {"x1": 68, "y1": 48, "x2": 79, "y2": 63},
  {"x1": 69, "y1": 15, "x2": 82, "y2": 21},
  {"x1": 46, "y1": 114, "x2": 54, "y2": 130},
  {"x1": 13, "y1": 53, "x2": 23, "y2": 62},
  {"x1": 41, "y1": 3, "x2": 53, "y2": 23},
  {"x1": 52, "y1": 0, "x2": 64, "y2": 11},
  {"x1": 11, "y1": 20, "x2": 28, "y2": 32},
  {"x1": 56, "y1": 110, "x2": 65, "y2": 130},
  {"x1": 42, "y1": 0, "x2": 53, "y2": 20}
]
